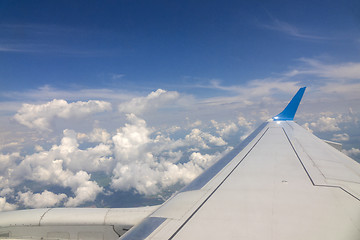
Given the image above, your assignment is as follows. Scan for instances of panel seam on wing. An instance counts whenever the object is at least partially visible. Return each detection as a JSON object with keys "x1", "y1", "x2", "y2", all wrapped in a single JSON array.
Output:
[
  {"x1": 282, "y1": 127, "x2": 360, "y2": 202},
  {"x1": 168, "y1": 127, "x2": 270, "y2": 239}
]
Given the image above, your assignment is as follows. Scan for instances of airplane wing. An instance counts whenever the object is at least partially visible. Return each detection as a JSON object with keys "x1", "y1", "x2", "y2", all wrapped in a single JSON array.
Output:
[{"x1": 120, "y1": 87, "x2": 360, "y2": 240}]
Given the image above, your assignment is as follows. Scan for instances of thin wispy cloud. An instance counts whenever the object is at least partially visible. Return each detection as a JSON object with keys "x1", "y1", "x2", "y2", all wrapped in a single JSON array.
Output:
[
  {"x1": 0, "y1": 43, "x2": 110, "y2": 56},
  {"x1": 195, "y1": 78, "x2": 300, "y2": 98},
  {"x1": 0, "y1": 24, "x2": 114, "y2": 55},
  {"x1": 0, "y1": 45, "x2": 38, "y2": 53},
  {"x1": 0, "y1": 85, "x2": 135, "y2": 102},
  {"x1": 261, "y1": 18, "x2": 328, "y2": 40},
  {"x1": 296, "y1": 58, "x2": 360, "y2": 80},
  {"x1": 110, "y1": 74, "x2": 125, "y2": 80}
]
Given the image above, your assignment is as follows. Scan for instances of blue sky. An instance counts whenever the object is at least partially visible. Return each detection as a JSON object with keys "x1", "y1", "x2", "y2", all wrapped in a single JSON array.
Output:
[
  {"x1": 0, "y1": 1, "x2": 360, "y2": 210},
  {"x1": 1, "y1": 0, "x2": 359, "y2": 93}
]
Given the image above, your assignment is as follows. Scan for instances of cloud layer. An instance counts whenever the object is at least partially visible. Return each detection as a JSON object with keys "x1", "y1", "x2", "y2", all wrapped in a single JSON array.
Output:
[
  {"x1": 1, "y1": 89, "x2": 254, "y2": 210},
  {"x1": 0, "y1": 85, "x2": 359, "y2": 211},
  {"x1": 118, "y1": 89, "x2": 179, "y2": 115},
  {"x1": 14, "y1": 99, "x2": 111, "y2": 131}
]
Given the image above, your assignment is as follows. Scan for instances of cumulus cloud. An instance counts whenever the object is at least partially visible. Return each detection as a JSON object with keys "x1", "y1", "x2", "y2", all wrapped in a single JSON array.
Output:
[
  {"x1": 189, "y1": 152, "x2": 221, "y2": 170},
  {"x1": 0, "y1": 152, "x2": 19, "y2": 174},
  {"x1": 110, "y1": 114, "x2": 229, "y2": 195},
  {"x1": 237, "y1": 116, "x2": 253, "y2": 129},
  {"x1": 302, "y1": 110, "x2": 359, "y2": 134},
  {"x1": 10, "y1": 87, "x2": 345, "y2": 208},
  {"x1": 118, "y1": 89, "x2": 179, "y2": 115},
  {"x1": 111, "y1": 150, "x2": 223, "y2": 196},
  {"x1": 2, "y1": 103, "x2": 236, "y2": 207},
  {"x1": 8, "y1": 130, "x2": 107, "y2": 207},
  {"x1": 64, "y1": 171, "x2": 103, "y2": 207},
  {"x1": 18, "y1": 129, "x2": 113, "y2": 174},
  {"x1": 0, "y1": 153, "x2": 21, "y2": 189},
  {"x1": 0, "y1": 188, "x2": 14, "y2": 197},
  {"x1": 0, "y1": 197, "x2": 17, "y2": 211},
  {"x1": 110, "y1": 113, "x2": 177, "y2": 194},
  {"x1": 342, "y1": 148, "x2": 360, "y2": 158},
  {"x1": 332, "y1": 133, "x2": 349, "y2": 142},
  {"x1": 14, "y1": 99, "x2": 111, "y2": 131},
  {"x1": 211, "y1": 120, "x2": 238, "y2": 138},
  {"x1": 309, "y1": 116, "x2": 340, "y2": 132},
  {"x1": 17, "y1": 190, "x2": 66, "y2": 208},
  {"x1": 77, "y1": 128, "x2": 111, "y2": 144},
  {"x1": 185, "y1": 128, "x2": 227, "y2": 149},
  {"x1": 1, "y1": 106, "x2": 237, "y2": 207},
  {"x1": 112, "y1": 113, "x2": 151, "y2": 162},
  {"x1": 189, "y1": 120, "x2": 202, "y2": 128}
]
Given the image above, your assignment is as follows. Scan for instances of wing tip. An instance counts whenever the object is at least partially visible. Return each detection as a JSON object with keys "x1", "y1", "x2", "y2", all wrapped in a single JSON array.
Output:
[{"x1": 273, "y1": 87, "x2": 306, "y2": 121}]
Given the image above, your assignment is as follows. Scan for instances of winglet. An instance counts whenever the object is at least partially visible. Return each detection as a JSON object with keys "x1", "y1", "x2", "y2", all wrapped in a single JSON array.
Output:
[{"x1": 273, "y1": 87, "x2": 306, "y2": 121}]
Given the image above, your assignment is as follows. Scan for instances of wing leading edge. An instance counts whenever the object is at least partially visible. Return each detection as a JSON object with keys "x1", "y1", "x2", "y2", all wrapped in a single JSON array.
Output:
[{"x1": 120, "y1": 88, "x2": 360, "y2": 240}]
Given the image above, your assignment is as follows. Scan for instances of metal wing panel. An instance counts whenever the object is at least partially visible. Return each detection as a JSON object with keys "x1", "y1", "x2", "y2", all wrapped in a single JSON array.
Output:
[
  {"x1": 120, "y1": 122, "x2": 270, "y2": 240},
  {"x1": 165, "y1": 121, "x2": 360, "y2": 240},
  {"x1": 121, "y1": 121, "x2": 360, "y2": 240}
]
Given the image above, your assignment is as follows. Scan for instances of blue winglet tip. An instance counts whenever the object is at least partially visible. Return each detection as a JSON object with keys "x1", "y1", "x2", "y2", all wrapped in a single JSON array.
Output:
[{"x1": 273, "y1": 87, "x2": 306, "y2": 121}]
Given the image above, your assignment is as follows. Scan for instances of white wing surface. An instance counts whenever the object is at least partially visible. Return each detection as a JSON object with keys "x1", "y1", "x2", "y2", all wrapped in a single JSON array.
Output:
[{"x1": 120, "y1": 87, "x2": 360, "y2": 240}]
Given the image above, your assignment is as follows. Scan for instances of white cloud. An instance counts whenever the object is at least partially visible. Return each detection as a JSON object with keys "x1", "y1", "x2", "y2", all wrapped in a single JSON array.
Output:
[
  {"x1": 332, "y1": 133, "x2": 349, "y2": 142},
  {"x1": 34, "y1": 145, "x2": 44, "y2": 152},
  {"x1": 110, "y1": 150, "x2": 224, "y2": 196},
  {"x1": 0, "y1": 188, "x2": 14, "y2": 197},
  {"x1": 112, "y1": 113, "x2": 151, "y2": 162},
  {"x1": 207, "y1": 79, "x2": 300, "y2": 97},
  {"x1": 0, "y1": 197, "x2": 17, "y2": 211},
  {"x1": 302, "y1": 110, "x2": 359, "y2": 134},
  {"x1": 237, "y1": 116, "x2": 253, "y2": 129},
  {"x1": 9, "y1": 130, "x2": 106, "y2": 207},
  {"x1": 211, "y1": 120, "x2": 239, "y2": 138},
  {"x1": 302, "y1": 122, "x2": 313, "y2": 133},
  {"x1": 3, "y1": 85, "x2": 135, "y2": 102},
  {"x1": 110, "y1": 73, "x2": 125, "y2": 80},
  {"x1": 2, "y1": 107, "x2": 235, "y2": 206},
  {"x1": 166, "y1": 125, "x2": 181, "y2": 134},
  {"x1": 20, "y1": 129, "x2": 113, "y2": 173},
  {"x1": 64, "y1": 171, "x2": 103, "y2": 207},
  {"x1": 0, "y1": 153, "x2": 21, "y2": 189},
  {"x1": 185, "y1": 128, "x2": 227, "y2": 149},
  {"x1": 118, "y1": 89, "x2": 179, "y2": 115},
  {"x1": 342, "y1": 148, "x2": 360, "y2": 158},
  {"x1": 3, "y1": 85, "x2": 357, "y2": 210},
  {"x1": 309, "y1": 116, "x2": 340, "y2": 132},
  {"x1": 77, "y1": 128, "x2": 111, "y2": 144},
  {"x1": 189, "y1": 120, "x2": 202, "y2": 128},
  {"x1": 110, "y1": 114, "x2": 229, "y2": 195},
  {"x1": 14, "y1": 99, "x2": 111, "y2": 131},
  {"x1": 189, "y1": 152, "x2": 220, "y2": 170},
  {"x1": 297, "y1": 59, "x2": 360, "y2": 80},
  {"x1": 261, "y1": 18, "x2": 326, "y2": 40},
  {"x1": 0, "y1": 152, "x2": 19, "y2": 173},
  {"x1": 17, "y1": 190, "x2": 66, "y2": 208}
]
